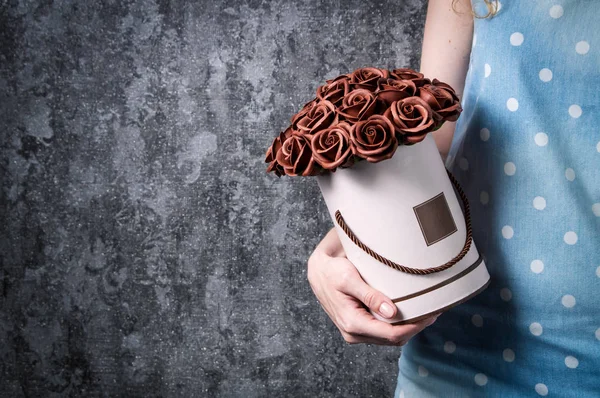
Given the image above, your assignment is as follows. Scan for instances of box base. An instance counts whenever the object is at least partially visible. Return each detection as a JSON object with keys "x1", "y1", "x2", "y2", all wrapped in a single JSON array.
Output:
[{"x1": 371, "y1": 254, "x2": 491, "y2": 324}]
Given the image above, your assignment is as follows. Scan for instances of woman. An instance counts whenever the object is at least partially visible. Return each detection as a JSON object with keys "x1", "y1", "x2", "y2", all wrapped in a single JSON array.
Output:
[{"x1": 307, "y1": 0, "x2": 599, "y2": 396}]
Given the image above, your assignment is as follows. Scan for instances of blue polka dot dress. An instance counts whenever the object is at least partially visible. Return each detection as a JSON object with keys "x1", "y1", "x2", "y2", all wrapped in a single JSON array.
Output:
[{"x1": 395, "y1": 1, "x2": 600, "y2": 396}]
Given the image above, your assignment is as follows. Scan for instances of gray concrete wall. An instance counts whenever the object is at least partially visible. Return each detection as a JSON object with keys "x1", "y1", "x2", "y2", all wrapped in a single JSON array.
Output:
[{"x1": 0, "y1": 1, "x2": 426, "y2": 396}]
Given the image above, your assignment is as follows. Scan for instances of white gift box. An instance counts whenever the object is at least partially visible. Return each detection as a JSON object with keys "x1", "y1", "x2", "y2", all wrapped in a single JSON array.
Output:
[{"x1": 316, "y1": 134, "x2": 490, "y2": 324}]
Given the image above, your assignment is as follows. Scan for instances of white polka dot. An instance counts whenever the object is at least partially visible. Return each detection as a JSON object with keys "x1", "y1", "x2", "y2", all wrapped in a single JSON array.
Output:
[
  {"x1": 472, "y1": 314, "x2": 483, "y2": 327},
  {"x1": 562, "y1": 294, "x2": 576, "y2": 308},
  {"x1": 474, "y1": 373, "x2": 488, "y2": 386},
  {"x1": 539, "y1": 68, "x2": 553, "y2": 82},
  {"x1": 565, "y1": 168, "x2": 576, "y2": 181},
  {"x1": 506, "y1": 98, "x2": 519, "y2": 111},
  {"x1": 480, "y1": 191, "x2": 490, "y2": 205},
  {"x1": 597, "y1": 141, "x2": 600, "y2": 152},
  {"x1": 418, "y1": 365, "x2": 429, "y2": 377},
  {"x1": 565, "y1": 355, "x2": 579, "y2": 369},
  {"x1": 480, "y1": 128, "x2": 490, "y2": 141},
  {"x1": 564, "y1": 231, "x2": 578, "y2": 245},
  {"x1": 502, "y1": 225, "x2": 514, "y2": 239},
  {"x1": 592, "y1": 203, "x2": 600, "y2": 217},
  {"x1": 530, "y1": 322, "x2": 543, "y2": 336},
  {"x1": 459, "y1": 157, "x2": 469, "y2": 171},
  {"x1": 472, "y1": 34, "x2": 477, "y2": 48},
  {"x1": 596, "y1": 328, "x2": 600, "y2": 340},
  {"x1": 596, "y1": 266, "x2": 600, "y2": 278},
  {"x1": 503, "y1": 348, "x2": 515, "y2": 362},
  {"x1": 576, "y1": 41, "x2": 590, "y2": 55},
  {"x1": 500, "y1": 288, "x2": 512, "y2": 302},
  {"x1": 444, "y1": 341, "x2": 456, "y2": 354},
  {"x1": 530, "y1": 259, "x2": 544, "y2": 274},
  {"x1": 399, "y1": 390, "x2": 405, "y2": 398},
  {"x1": 510, "y1": 32, "x2": 524, "y2": 46},
  {"x1": 533, "y1": 196, "x2": 546, "y2": 210},
  {"x1": 535, "y1": 383, "x2": 549, "y2": 396},
  {"x1": 534, "y1": 132, "x2": 549, "y2": 146},
  {"x1": 569, "y1": 104, "x2": 582, "y2": 118},
  {"x1": 549, "y1": 5, "x2": 564, "y2": 19},
  {"x1": 504, "y1": 162, "x2": 516, "y2": 176},
  {"x1": 484, "y1": 63, "x2": 491, "y2": 78}
]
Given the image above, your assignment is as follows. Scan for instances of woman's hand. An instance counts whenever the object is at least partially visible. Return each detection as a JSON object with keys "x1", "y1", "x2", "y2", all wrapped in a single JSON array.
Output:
[{"x1": 307, "y1": 228, "x2": 438, "y2": 345}]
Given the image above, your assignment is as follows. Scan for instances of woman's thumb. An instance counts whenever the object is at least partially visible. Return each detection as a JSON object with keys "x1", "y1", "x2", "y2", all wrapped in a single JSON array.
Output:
[{"x1": 340, "y1": 272, "x2": 398, "y2": 319}]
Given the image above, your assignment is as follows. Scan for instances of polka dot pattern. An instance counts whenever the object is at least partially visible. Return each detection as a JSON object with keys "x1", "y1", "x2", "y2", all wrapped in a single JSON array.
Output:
[
  {"x1": 533, "y1": 196, "x2": 546, "y2": 210},
  {"x1": 530, "y1": 260, "x2": 544, "y2": 274},
  {"x1": 500, "y1": 288, "x2": 512, "y2": 302},
  {"x1": 399, "y1": 3, "x2": 600, "y2": 396},
  {"x1": 480, "y1": 128, "x2": 490, "y2": 141},
  {"x1": 539, "y1": 68, "x2": 552, "y2": 82},
  {"x1": 561, "y1": 294, "x2": 576, "y2": 308},
  {"x1": 510, "y1": 32, "x2": 524, "y2": 46},
  {"x1": 569, "y1": 105, "x2": 582, "y2": 118},
  {"x1": 444, "y1": 341, "x2": 456, "y2": 354},
  {"x1": 576, "y1": 41, "x2": 590, "y2": 55},
  {"x1": 565, "y1": 356, "x2": 579, "y2": 369},
  {"x1": 506, "y1": 98, "x2": 519, "y2": 111},
  {"x1": 530, "y1": 322, "x2": 543, "y2": 336},
  {"x1": 535, "y1": 383, "x2": 549, "y2": 396},
  {"x1": 418, "y1": 366, "x2": 429, "y2": 377},
  {"x1": 503, "y1": 348, "x2": 515, "y2": 362},
  {"x1": 504, "y1": 162, "x2": 516, "y2": 176},
  {"x1": 474, "y1": 373, "x2": 488, "y2": 386},
  {"x1": 502, "y1": 226, "x2": 514, "y2": 239},
  {"x1": 563, "y1": 231, "x2": 578, "y2": 245},
  {"x1": 549, "y1": 5, "x2": 564, "y2": 19},
  {"x1": 534, "y1": 132, "x2": 548, "y2": 146}
]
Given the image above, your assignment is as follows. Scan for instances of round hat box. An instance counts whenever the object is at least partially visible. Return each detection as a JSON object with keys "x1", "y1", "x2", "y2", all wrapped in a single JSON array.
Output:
[{"x1": 316, "y1": 134, "x2": 490, "y2": 324}]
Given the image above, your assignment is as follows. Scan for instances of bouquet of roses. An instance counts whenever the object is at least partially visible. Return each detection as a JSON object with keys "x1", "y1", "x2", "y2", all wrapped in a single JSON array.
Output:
[{"x1": 265, "y1": 67, "x2": 462, "y2": 177}]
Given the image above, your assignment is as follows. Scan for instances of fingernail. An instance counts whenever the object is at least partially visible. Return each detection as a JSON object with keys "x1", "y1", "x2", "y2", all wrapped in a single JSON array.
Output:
[
  {"x1": 425, "y1": 316, "x2": 437, "y2": 326},
  {"x1": 379, "y1": 302, "x2": 394, "y2": 318}
]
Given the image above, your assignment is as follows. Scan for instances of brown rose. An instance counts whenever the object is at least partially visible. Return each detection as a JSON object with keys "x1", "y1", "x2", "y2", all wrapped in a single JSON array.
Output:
[
  {"x1": 295, "y1": 100, "x2": 338, "y2": 135},
  {"x1": 350, "y1": 115, "x2": 398, "y2": 163},
  {"x1": 390, "y1": 68, "x2": 431, "y2": 87},
  {"x1": 349, "y1": 67, "x2": 389, "y2": 91},
  {"x1": 338, "y1": 89, "x2": 377, "y2": 123},
  {"x1": 265, "y1": 127, "x2": 295, "y2": 177},
  {"x1": 419, "y1": 79, "x2": 462, "y2": 122},
  {"x1": 376, "y1": 78, "x2": 417, "y2": 106},
  {"x1": 275, "y1": 134, "x2": 317, "y2": 176},
  {"x1": 290, "y1": 98, "x2": 318, "y2": 130},
  {"x1": 311, "y1": 122, "x2": 354, "y2": 170},
  {"x1": 384, "y1": 97, "x2": 436, "y2": 145},
  {"x1": 316, "y1": 78, "x2": 350, "y2": 107}
]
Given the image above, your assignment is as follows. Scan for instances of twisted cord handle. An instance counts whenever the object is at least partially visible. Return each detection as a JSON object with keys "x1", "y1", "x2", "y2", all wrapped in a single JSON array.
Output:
[{"x1": 334, "y1": 169, "x2": 473, "y2": 275}]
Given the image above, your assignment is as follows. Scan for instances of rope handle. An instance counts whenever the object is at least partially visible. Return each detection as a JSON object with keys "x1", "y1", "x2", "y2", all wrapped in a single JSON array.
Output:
[{"x1": 334, "y1": 169, "x2": 473, "y2": 275}]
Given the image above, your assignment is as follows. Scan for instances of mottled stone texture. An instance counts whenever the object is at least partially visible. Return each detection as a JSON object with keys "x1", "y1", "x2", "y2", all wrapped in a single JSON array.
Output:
[{"x1": 0, "y1": 0, "x2": 426, "y2": 396}]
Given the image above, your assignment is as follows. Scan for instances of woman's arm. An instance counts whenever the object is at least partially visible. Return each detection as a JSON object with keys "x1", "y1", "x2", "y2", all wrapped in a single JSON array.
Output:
[
  {"x1": 306, "y1": 0, "x2": 474, "y2": 345},
  {"x1": 420, "y1": 0, "x2": 474, "y2": 159}
]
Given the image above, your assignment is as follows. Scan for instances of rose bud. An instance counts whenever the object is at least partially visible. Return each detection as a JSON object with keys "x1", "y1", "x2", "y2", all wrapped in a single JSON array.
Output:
[
  {"x1": 295, "y1": 100, "x2": 339, "y2": 136},
  {"x1": 350, "y1": 115, "x2": 398, "y2": 163},
  {"x1": 338, "y1": 89, "x2": 377, "y2": 123},
  {"x1": 275, "y1": 134, "x2": 318, "y2": 176},
  {"x1": 419, "y1": 79, "x2": 462, "y2": 123},
  {"x1": 390, "y1": 68, "x2": 431, "y2": 87},
  {"x1": 311, "y1": 122, "x2": 354, "y2": 171},
  {"x1": 316, "y1": 78, "x2": 350, "y2": 107},
  {"x1": 384, "y1": 96, "x2": 436, "y2": 145},
  {"x1": 265, "y1": 127, "x2": 295, "y2": 177},
  {"x1": 376, "y1": 78, "x2": 417, "y2": 106},
  {"x1": 349, "y1": 67, "x2": 390, "y2": 91},
  {"x1": 290, "y1": 98, "x2": 318, "y2": 130}
]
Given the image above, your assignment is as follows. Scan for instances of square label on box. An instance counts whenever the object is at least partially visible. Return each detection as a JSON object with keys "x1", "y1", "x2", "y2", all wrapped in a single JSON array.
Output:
[{"x1": 413, "y1": 192, "x2": 458, "y2": 246}]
